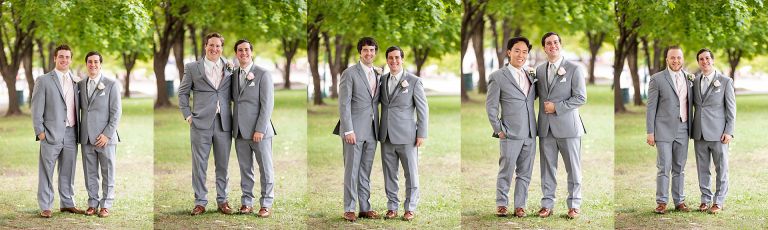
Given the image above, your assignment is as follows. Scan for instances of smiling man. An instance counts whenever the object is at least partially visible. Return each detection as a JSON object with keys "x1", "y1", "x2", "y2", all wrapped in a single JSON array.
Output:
[
  {"x1": 487, "y1": 37, "x2": 537, "y2": 218},
  {"x1": 178, "y1": 32, "x2": 234, "y2": 216},
  {"x1": 78, "y1": 51, "x2": 122, "y2": 218}
]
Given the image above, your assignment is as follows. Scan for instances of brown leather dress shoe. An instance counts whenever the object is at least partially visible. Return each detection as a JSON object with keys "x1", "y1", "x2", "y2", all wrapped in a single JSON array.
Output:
[
  {"x1": 190, "y1": 205, "x2": 206, "y2": 216},
  {"x1": 567, "y1": 208, "x2": 580, "y2": 219},
  {"x1": 496, "y1": 206, "x2": 508, "y2": 217},
  {"x1": 343, "y1": 212, "x2": 357, "y2": 222},
  {"x1": 218, "y1": 202, "x2": 233, "y2": 215},
  {"x1": 709, "y1": 204, "x2": 722, "y2": 214},
  {"x1": 60, "y1": 207, "x2": 85, "y2": 214},
  {"x1": 358, "y1": 210, "x2": 381, "y2": 219},
  {"x1": 654, "y1": 203, "x2": 667, "y2": 214},
  {"x1": 698, "y1": 203, "x2": 709, "y2": 212},
  {"x1": 514, "y1": 208, "x2": 525, "y2": 218},
  {"x1": 675, "y1": 203, "x2": 690, "y2": 212},
  {"x1": 257, "y1": 207, "x2": 270, "y2": 218},
  {"x1": 385, "y1": 210, "x2": 398, "y2": 219},
  {"x1": 537, "y1": 208, "x2": 552, "y2": 218},
  {"x1": 98, "y1": 208, "x2": 110, "y2": 218},
  {"x1": 239, "y1": 205, "x2": 253, "y2": 214},
  {"x1": 40, "y1": 210, "x2": 52, "y2": 218},
  {"x1": 85, "y1": 207, "x2": 97, "y2": 216},
  {"x1": 402, "y1": 211, "x2": 414, "y2": 221}
]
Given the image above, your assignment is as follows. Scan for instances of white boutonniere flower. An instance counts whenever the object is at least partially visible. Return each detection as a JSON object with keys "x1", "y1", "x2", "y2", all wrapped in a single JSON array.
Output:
[
  {"x1": 527, "y1": 68, "x2": 536, "y2": 78},
  {"x1": 373, "y1": 66, "x2": 383, "y2": 75},
  {"x1": 97, "y1": 82, "x2": 105, "y2": 90},
  {"x1": 72, "y1": 75, "x2": 82, "y2": 83},
  {"x1": 685, "y1": 73, "x2": 694, "y2": 81},
  {"x1": 400, "y1": 79, "x2": 409, "y2": 88},
  {"x1": 557, "y1": 66, "x2": 566, "y2": 76},
  {"x1": 246, "y1": 72, "x2": 255, "y2": 81},
  {"x1": 713, "y1": 79, "x2": 721, "y2": 87},
  {"x1": 225, "y1": 62, "x2": 234, "y2": 72}
]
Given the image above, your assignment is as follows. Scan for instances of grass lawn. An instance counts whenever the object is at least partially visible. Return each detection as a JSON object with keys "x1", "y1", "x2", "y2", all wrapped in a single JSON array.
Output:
[
  {"x1": 307, "y1": 95, "x2": 462, "y2": 229},
  {"x1": 0, "y1": 98, "x2": 154, "y2": 229},
  {"x1": 153, "y1": 89, "x2": 307, "y2": 229},
  {"x1": 461, "y1": 85, "x2": 615, "y2": 229},
  {"x1": 614, "y1": 94, "x2": 768, "y2": 229}
]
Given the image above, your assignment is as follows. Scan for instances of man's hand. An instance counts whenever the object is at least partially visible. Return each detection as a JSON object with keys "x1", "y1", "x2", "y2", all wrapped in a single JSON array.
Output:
[
  {"x1": 186, "y1": 116, "x2": 192, "y2": 125},
  {"x1": 344, "y1": 133, "x2": 356, "y2": 144},
  {"x1": 647, "y1": 133, "x2": 655, "y2": 146},
  {"x1": 252, "y1": 132, "x2": 265, "y2": 143},
  {"x1": 721, "y1": 134, "x2": 732, "y2": 144},
  {"x1": 415, "y1": 137, "x2": 425, "y2": 147},
  {"x1": 95, "y1": 134, "x2": 110, "y2": 148},
  {"x1": 544, "y1": 101, "x2": 556, "y2": 114},
  {"x1": 498, "y1": 132, "x2": 506, "y2": 139},
  {"x1": 38, "y1": 132, "x2": 46, "y2": 141}
]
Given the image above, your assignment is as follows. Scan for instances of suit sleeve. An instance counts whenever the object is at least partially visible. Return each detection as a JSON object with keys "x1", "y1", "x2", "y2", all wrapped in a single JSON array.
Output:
[
  {"x1": 555, "y1": 65, "x2": 587, "y2": 114},
  {"x1": 724, "y1": 78, "x2": 736, "y2": 136},
  {"x1": 255, "y1": 71, "x2": 274, "y2": 134},
  {"x1": 485, "y1": 73, "x2": 502, "y2": 135},
  {"x1": 646, "y1": 76, "x2": 659, "y2": 134},
  {"x1": 101, "y1": 82, "x2": 122, "y2": 138},
  {"x1": 338, "y1": 70, "x2": 354, "y2": 134},
  {"x1": 31, "y1": 76, "x2": 46, "y2": 139},
  {"x1": 178, "y1": 64, "x2": 193, "y2": 119},
  {"x1": 414, "y1": 78, "x2": 428, "y2": 139}
]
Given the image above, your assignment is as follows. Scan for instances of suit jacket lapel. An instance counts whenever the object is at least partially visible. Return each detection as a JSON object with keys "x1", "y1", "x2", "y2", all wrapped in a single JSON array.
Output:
[
  {"x1": 381, "y1": 73, "x2": 391, "y2": 103},
  {"x1": 663, "y1": 71, "x2": 679, "y2": 98},
  {"x1": 196, "y1": 60, "x2": 215, "y2": 89},
  {"x1": 356, "y1": 64, "x2": 375, "y2": 98},
  {"x1": 51, "y1": 72, "x2": 66, "y2": 102},
  {"x1": 502, "y1": 68, "x2": 524, "y2": 95},
  {"x1": 547, "y1": 63, "x2": 563, "y2": 93},
  {"x1": 694, "y1": 74, "x2": 703, "y2": 103},
  {"x1": 87, "y1": 75, "x2": 104, "y2": 106},
  {"x1": 701, "y1": 73, "x2": 719, "y2": 102}
]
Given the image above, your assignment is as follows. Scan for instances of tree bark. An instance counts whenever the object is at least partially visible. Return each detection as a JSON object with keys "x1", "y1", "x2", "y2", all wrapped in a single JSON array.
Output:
[
  {"x1": 472, "y1": 16, "x2": 487, "y2": 94},
  {"x1": 627, "y1": 39, "x2": 643, "y2": 106},
  {"x1": 23, "y1": 40, "x2": 34, "y2": 106},
  {"x1": 281, "y1": 37, "x2": 299, "y2": 89},
  {"x1": 726, "y1": 48, "x2": 741, "y2": 80},
  {"x1": 461, "y1": 0, "x2": 487, "y2": 102},
  {"x1": 413, "y1": 47, "x2": 429, "y2": 77},
  {"x1": 613, "y1": 2, "x2": 640, "y2": 113},
  {"x1": 187, "y1": 24, "x2": 199, "y2": 61},
  {"x1": 0, "y1": 16, "x2": 35, "y2": 116},
  {"x1": 586, "y1": 31, "x2": 605, "y2": 85},
  {"x1": 122, "y1": 52, "x2": 138, "y2": 98},
  {"x1": 152, "y1": 3, "x2": 187, "y2": 108},
  {"x1": 173, "y1": 26, "x2": 185, "y2": 83},
  {"x1": 308, "y1": 14, "x2": 324, "y2": 105}
]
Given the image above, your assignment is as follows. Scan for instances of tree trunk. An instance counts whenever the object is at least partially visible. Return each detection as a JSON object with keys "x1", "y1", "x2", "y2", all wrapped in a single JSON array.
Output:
[
  {"x1": 413, "y1": 47, "x2": 429, "y2": 77},
  {"x1": 281, "y1": 37, "x2": 299, "y2": 89},
  {"x1": 461, "y1": 0, "x2": 487, "y2": 102},
  {"x1": 187, "y1": 24, "x2": 199, "y2": 61},
  {"x1": 24, "y1": 40, "x2": 34, "y2": 105},
  {"x1": 489, "y1": 16, "x2": 515, "y2": 69},
  {"x1": 726, "y1": 48, "x2": 741, "y2": 80},
  {"x1": 152, "y1": 4, "x2": 187, "y2": 108},
  {"x1": 627, "y1": 39, "x2": 643, "y2": 106},
  {"x1": 472, "y1": 20, "x2": 487, "y2": 94},
  {"x1": 586, "y1": 31, "x2": 605, "y2": 85},
  {"x1": 613, "y1": 3, "x2": 641, "y2": 113},
  {"x1": 0, "y1": 20, "x2": 35, "y2": 116},
  {"x1": 173, "y1": 27, "x2": 185, "y2": 83},
  {"x1": 308, "y1": 14, "x2": 324, "y2": 105},
  {"x1": 122, "y1": 52, "x2": 138, "y2": 98},
  {"x1": 323, "y1": 33, "x2": 346, "y2": 99}
]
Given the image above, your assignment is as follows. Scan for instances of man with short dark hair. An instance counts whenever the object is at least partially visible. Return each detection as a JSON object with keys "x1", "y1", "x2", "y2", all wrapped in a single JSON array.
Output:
[{"x1": 487, "y1": 37, "x2": 537, "y2": 218}]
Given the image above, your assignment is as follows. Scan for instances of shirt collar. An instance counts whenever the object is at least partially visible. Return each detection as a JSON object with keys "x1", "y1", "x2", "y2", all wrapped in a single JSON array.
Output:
[
  {"x1": 54, "y1": 69, "x2": 70, "y2": 80},
  {"x1": 87, "y1": 73, "x2": 102, "y2": 83},
  {"x1": 240, "y1": 62, "x2": 253, "y2": 73},
  {"x1": 390, "y1": 69, "x2": 404, "y2": 81},
  {"x1": 204, "y1": 56, "x2": 221, "y2": 68},
  {"x1": 703, "y1": 70, "x2": 716, "y2": 79},
  {"x1": 548, "y1": 56, "x2": 564, "y2": 68},
  {"x1": 667, "y1": 67, "x2": 682, "y2": 77},
  {"x1": 359, "y1": 60, "x2": 374, "y2": 74},
  {"x1": 506, "y1": 64, "x2": 524, "y2": 75}
]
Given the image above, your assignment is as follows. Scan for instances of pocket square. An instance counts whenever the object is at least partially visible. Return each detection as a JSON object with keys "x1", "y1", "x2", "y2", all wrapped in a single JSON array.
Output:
[
  {"x1": 99, "y1": 92, "x2": 105, "y2": 96},
  {"x1": 559, "y1": 78, "x2": 566, "y2": 83},
  {"x1": 402, "y1": 89, "x2": 408, "y2": 94},
  {"x1": 249, "y1": 82, "x2": 255, "y2": 87},
  {"x1": 715, "y1": 89, "x2": 721, "y2": 93}
]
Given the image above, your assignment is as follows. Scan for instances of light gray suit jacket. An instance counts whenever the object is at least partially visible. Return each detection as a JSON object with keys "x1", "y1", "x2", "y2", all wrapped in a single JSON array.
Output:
[
  {"x1": 333, "y1": 63, "x2": 380, "y2": 140},
  {"x1": 378, "y1": 72, "x2": 428, "y2": 144},
  {"x1": 31, "y1": 71, "x2": 80, "y2": 144},
  {"x1": 534, "y1": 60, "x2": 587, "y2": 138},
  {"x1": 646, "y1": 69, "x2": 694, "y2": 141},
  {"x1": 487, "y1": 66, "x2": 536, "y2": 139},
  {"x1": 78, "y1": 75, "x2": 121, "y2": 145},
  {"x1": 179, "y1": 57, "x2": 233, "y2": 131},
  {"x1": 232, "y1": 64, "x2": 276, "y2": 139},
  {"x1": 692, "y1": 72, "x2": 735, "y2": 141}
]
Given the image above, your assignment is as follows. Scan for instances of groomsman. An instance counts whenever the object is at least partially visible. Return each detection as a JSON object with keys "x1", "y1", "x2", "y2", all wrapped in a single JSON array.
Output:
[
  {"x1": 333, "y1": 37, "x2": 381, "y2": 222},
  {"x1": 31, "y1": 44, "x2": 85, "y2": 218},
  {"x1": 78, "y1": 51, "x2": 122, "y2": 218},
  {"x1": 486, "y1": 37, "x2": 536, "y2": 218},
  {"x1": 691, "y1": 48, "x2": 735, "y2": 214},
  {"x1": 534, "y1": 32, "x2": 587, "y2": 219},
  {"x1": 231, "y1": 39, "x2": 276, "y2": 217},
  {"x1": 179, "y1": 32, "x2": 234, "y2": 215},
  {"x1": 646, "y1": 46, "x2": 693, "y2": 214},
  {"x1": 378, "y1": 46, "x2": 428, "y2": 221}
]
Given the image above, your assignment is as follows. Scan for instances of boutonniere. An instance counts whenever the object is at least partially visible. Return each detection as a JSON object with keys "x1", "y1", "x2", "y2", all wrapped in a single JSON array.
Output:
[
  {"x1": 557, "y1": 66, "x2": 567, "y2": 76},
  {"x1": 246, "y1": 72, "x2": 255, "y2": 81},
  {"x1": 685, "y1": 73, "x2": 694, "y2": 81},
  {"x1": 225, "y1": 62, "x2": 234, "y2": 72},
  {"x1": 97, "y1": 82, "x2": 105, "y2": 90},
  {"x1": 400, "y1": 79, "x2": 409, "y2": 88},
  {"x1": 72, "y1": 75, "x2": 82, "y2": 83},
  {"x1": 373, "y1": 66, "x2": 383, "y2": 75},
  {"x1": 527, "y1": 68, "x2": 536, "y2": 78},
  {"x1": 713, "y1": 79, "x2": 721, "y2": 87}
]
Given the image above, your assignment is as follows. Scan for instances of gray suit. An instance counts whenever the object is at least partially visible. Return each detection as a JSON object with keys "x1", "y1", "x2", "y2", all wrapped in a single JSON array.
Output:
[
  {"x1": 534, "y1": 60, "x2": 587, "y2": 209},
  {"x1": 646, "y1": 69, "x2": 693, "y2": 206},
  {"x1": 378, "y1": 72, "x2": 428, "y2": 212},
  {"x1": 31, "y1": 71, "x2": 80, "y2": 211},
  {"x1": 333, "y1": 62, "x2": 380, "y2": 212},
  {"x1": 692, "y1": 72, "x2": 735, "y2": 206},
  {"x1": 486, "y1": 66, "x2": 536, "y2": 209},
  {"x1": 179, "y1": 57, "x2": 233, "y2": 206},
  {"x1": 232, "y1": 64, "x2": 276, "y2": 208},
  {"x1": 78, "y1": 74, "x2": 121, "y2": 209}
]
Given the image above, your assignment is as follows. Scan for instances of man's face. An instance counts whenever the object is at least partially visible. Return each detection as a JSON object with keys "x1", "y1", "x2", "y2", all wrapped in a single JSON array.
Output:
[
  {"x1": 697, "y1": 51, "x2": 714, "y2": 74},
  {"x1": 54, "y1": 50, "x2": 72, "y2": 71},
  {"x1": 360, "y1": 45, "x2": 376, "y2": 65},
  {"x1": 235, "y1": 42, "x2": 253, "y2": 66},
  {"x1": 205, "y1": 37, "x2": 223, "y2": 61},
  {"x1": 667, "y1": 48, "x2": 684, "y2": 72},
  {"x1": 386, "y1": 50, "x2": 403, "y2": 74},
  {"x1": 543, "y1": 35, "x2": 561, "y2": 59},
  {"x1": 506, "y1": 42, "x2": 529, "y2": 68},
  {"x1": 86, "y1": 55, "x2": 101, "y2": 77}
]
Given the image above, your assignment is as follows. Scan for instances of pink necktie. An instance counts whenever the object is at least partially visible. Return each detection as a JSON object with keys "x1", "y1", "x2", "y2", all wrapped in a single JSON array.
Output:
[
  {"x1": 367, "y1": 70, "x2": 376, "y2": 95},
  {"x1": 675, "y1": 73, "x2": 687, "y2": 122},
  {"x1": 63, "y1": 74, "x2": 75, "y2": 127},
  {"x1": 516, "y1": 68, "x2": 530, "y2": 96},
  {"x1": 209, "y1": 62, "x2": 221, "y2": 113}
]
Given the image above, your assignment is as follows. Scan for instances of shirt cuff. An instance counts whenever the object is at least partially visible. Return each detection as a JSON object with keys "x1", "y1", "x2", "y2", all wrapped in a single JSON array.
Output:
[{"x1": 344, "y1": 130, "x2": 354, "y2": 136}]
